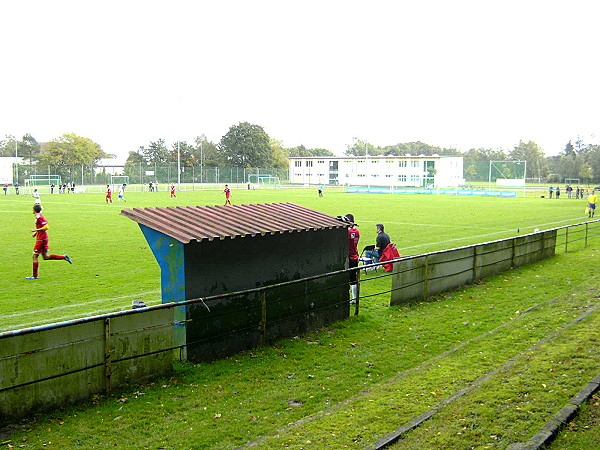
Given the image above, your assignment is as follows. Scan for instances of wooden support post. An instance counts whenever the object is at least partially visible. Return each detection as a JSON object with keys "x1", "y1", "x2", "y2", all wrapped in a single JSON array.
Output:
[{"x1": 259, "y1": 291, "x2": 267, "y2": 346}]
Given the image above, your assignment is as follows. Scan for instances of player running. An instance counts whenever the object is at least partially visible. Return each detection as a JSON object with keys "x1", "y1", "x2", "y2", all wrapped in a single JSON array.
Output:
[
  {"x1": 224, "y1": 184, "x2": 232, "y2": 205},
  {"x1": 26, "y1": 204, "x2": 72, "y2": 279},
  {"x1": 105, "y1": 185, "x2": 112, "y2": 203},
  {"x1": 170, "y1": 184, "x2": 177, "y2": 198},
  {"x1": 118, "y1": 184, "x2": 127, "y2": 202}
]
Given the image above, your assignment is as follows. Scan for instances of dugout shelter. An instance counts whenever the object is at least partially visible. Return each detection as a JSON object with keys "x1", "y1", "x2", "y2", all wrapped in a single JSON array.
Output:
[{"x1": 120, "y1": 202, "x2": 350, "y2": 362}]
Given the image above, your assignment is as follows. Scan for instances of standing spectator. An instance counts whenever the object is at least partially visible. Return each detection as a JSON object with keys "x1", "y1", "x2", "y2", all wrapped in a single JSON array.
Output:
[
  {"x1": 14, "y1": 182, "x2": 20, "y2": 195},
  {"x1": 345, "y1": 214, "x2": 360, "y2": 303},
  {"x1": 317, "y1": 184, "x2": 324, "y2": 197},
  {"x1": 26, "y1": 204, "x2": 72, "y2": 279},
  {"x1": 3, "y1": 183, "x2": 7, "y2": 195},
  {"x1": 71, "y1": 182, "x2": 76, "y2": 193},
  {"x1": 149, "y1": 182, "x2": 153, "y2": 192},
  {"x1": 555, "y1": 186, "x2": 560, "y2": 199},
  {"x1": 50, "y1": 184, "x2": 55, "y2": 194},
  {"x1": 366, "y1": 224, "x2": 391, "y2": 264},
  {"x1": 105, "y1": 185, "x2": 112, "y2": 203},
  {"x1": 170, "y1": 184, "x2": 177, "y2": 198},
  {"x1": 549, "y1": 186, "x2": 553, "y2": 198},
  {"x1": 587, "y1": 190, "x2": 598, "y2": 218},
  {"x1": 224, "y1": 184, "x2": 232, "y2": 205}
]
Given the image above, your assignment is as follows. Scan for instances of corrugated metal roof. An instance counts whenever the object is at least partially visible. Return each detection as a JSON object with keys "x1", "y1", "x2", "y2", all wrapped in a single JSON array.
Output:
[{"x1": 120, "y1": 202, "x2": 347, "y2": 244}]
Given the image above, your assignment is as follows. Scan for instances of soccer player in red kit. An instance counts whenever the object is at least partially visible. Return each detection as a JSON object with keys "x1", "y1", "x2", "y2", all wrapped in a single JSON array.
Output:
[
  {"x1": 106, "y1": 185, "x2": 112, "y2": 203},
  {"x1": 224, "y1": 184, "x2": 232, "y2": 205},
  {"x1": 170, "y1": 184, "x2": 177, "y2": 198},
  {"x1": 26, "y1": 204, "x2": 72, "y2": 279}
]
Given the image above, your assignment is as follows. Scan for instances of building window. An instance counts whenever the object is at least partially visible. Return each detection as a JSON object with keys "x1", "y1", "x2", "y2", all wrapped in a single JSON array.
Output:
[
  {"x1": 385, "y1": 160, "x2": 394, "y2": 164},
  {"x1": 371, "y1": 174, "x2": 379, "y2": 178},
  {"x1": 294, "y1": 161, "x2": 301, "y2": 167},
  {"x1": 411, "y1": 175, "x2": 420, "y2": 182},
  {"x1": 318, "y1": 160, "x2": 325, "y2": 164},
  {"x1": 358, "y1": 160, "x2": 365, "y2": 164},
  {"x1": 371, "y1": 160, "x2": 378, "y2": 164},
  {"x1": 358, "y1": 174, "x2": 366, "y2": 177},
  {"x1": 399, "y1": 161, "x2": 407, "y2": 168},
  {"x1": 306, "y1": 161, "x2": 313, "y2": 167},
  {"x1": 411, "y1": 161, "x2": 420, "y2": 168},
  {"x1": 398, "y1": 175, "x2": 407, "y2": 182},
  {"x1": 385, "y1": 174, "x2": 393, "y2": 178}
]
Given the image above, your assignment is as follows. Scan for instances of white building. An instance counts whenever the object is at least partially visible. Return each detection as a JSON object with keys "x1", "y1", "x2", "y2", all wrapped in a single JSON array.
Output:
[
  {"x1": 0, "y1": 157, "x2": 24, "y2": 184},
  {"x1": 289, "y1": 155, "x2": 464, "y2": 188}
]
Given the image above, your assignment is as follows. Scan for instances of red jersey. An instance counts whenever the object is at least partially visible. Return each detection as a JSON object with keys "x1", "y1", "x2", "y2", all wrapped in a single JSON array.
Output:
[
  {"x1": 224, "y1": 187, "x2": 231, "y2": 198},
  {"x1": 106, "y1": 188, "x2": 112, "y2": 197},
  {"x1": 348, "y1": 226, "x2": 360, "y2": 260},
  {"x1": 171, "y1": 186, "x2": 175, "y2": 194},
  {"x1": 35, "y1": 213, "x2": 49, "y2": 241}
]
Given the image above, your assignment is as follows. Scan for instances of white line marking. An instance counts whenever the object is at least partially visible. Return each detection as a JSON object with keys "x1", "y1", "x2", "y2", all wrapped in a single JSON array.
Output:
[{"x1": 3, "y1": 291, "x2": 160, "y2": 319}]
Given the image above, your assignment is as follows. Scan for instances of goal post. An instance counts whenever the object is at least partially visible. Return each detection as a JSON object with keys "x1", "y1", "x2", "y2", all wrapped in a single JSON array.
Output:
[
  {"x1": 110, "y1": 175, "x2": 129, "y2": 187},
  {"x1": 23, "y1": 175, "x2": 62, "y2": 194},
  {"x1": 257, "y1": 176, "x2": 281, "y2": 189},
  {"x1": 488, "y1": 160, "x2": 527, "y2": 195}
]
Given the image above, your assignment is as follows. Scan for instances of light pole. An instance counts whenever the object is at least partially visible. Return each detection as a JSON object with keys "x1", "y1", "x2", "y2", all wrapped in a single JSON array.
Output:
[
  {"x1": 14, "y1": 137, "x2": 18, "y2": 184},
  {"x1": 177, "y1": 141, "x2": 181, "y2": 189}
]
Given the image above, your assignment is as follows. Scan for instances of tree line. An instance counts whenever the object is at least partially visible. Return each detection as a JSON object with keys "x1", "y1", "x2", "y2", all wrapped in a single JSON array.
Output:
[{"x1": 1, "y1": 124, "x2": 599, "y2": 183}]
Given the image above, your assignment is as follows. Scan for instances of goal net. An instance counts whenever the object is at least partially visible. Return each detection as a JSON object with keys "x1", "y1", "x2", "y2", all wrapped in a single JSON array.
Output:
[
  {"x1": 257, "y1": 176, "x2": 281, "y2": 189},
  {"x1": 111, "y1": 175, "x2": 129, "y2": 187},
  {"x1": 24, "y1": 175, "x2": 62, "y2": 193}
]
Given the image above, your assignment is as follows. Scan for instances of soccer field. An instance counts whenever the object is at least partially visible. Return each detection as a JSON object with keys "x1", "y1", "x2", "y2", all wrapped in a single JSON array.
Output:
[{"x1": 1, "y1": 187, "x2": 590, "y2": 332}]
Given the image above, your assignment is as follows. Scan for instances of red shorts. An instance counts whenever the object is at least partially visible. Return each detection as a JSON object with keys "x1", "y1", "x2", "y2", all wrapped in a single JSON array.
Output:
[{"x1": 33, "y1": 239, "x2": 49, "y2": 254}]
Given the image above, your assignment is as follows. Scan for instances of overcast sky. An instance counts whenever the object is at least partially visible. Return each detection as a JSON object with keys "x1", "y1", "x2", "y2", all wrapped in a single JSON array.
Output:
[{"x1": 2, "y1": 1, "x2": 599, "y2": 162}]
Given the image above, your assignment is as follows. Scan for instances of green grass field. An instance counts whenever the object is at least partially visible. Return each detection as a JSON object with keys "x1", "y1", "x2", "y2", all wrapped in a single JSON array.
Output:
[
  {"x1": 0, "y1": 187, "x2": 592, "y2": 332},
  {"x1": 2, "y1": 187, "x2": 599, "y2": 448}
]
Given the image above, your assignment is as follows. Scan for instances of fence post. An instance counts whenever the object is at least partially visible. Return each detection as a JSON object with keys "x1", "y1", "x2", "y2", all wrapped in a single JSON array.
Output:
[
  {"x1": 473, "y1": 246, "x2": 478, "y2": 282},
  {"x1": 104, "y1": 318, "x2": 112, "y2": 393},
  {"x1": 259, "y1": 290, "x2": 267, "y2": 346},
  {"x1": 354, "y1": 269, "x2": 361, "y2": 316},
  {"x1": 585, "y1": 223, "x2": 589, "y2": 248},
  {"x1": 511, "y1": 237, "x2": 516, "y2": 268},
  {"x1": 423, "y1": 255, "x2": 429, "y2": 301},
  {"x1": 565, "y1": 227, "x2": 569, "y2": 253}
]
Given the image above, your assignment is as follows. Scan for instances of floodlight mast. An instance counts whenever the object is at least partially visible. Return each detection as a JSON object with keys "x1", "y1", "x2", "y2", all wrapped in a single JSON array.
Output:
[{"x1": 177, "y1": 141, "x2": 181, "y2": 189}]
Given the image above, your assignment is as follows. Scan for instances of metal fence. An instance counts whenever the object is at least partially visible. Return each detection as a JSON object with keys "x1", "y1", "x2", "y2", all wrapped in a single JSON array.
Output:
[
  {"x1": 1, "y1": 219, "x2": 598, "y2": 420},
  {"x1": 13, "y1": 164, "x2": 289, "y2": 187}
]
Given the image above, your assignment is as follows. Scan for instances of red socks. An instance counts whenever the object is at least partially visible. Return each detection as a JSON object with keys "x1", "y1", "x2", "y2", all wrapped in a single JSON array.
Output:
[
  {"x1": 48, "y1": 254, "x2": 65, "y2": 260},
  {"x1": 33, "y1": 262, "x2": 39, "y2": 277}
]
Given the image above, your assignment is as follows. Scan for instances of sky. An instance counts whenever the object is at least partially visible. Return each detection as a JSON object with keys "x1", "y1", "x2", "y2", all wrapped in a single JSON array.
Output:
[{"x1": 2, "y1": 1, "x2": 599, "y2": 163}]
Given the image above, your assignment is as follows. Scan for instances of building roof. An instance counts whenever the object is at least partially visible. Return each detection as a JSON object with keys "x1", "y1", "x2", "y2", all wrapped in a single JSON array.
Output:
[{"x1": 120, "y1": 202, "x2": 347, "y2": 244}]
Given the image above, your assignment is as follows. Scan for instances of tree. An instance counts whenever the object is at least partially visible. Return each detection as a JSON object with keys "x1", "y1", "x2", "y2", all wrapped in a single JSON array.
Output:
[
  {"x1": 286, "y1": 145, "x2": 334, "y2": 157},
  {"x1": 194, "y1": 135, "x2": 221, "y2": 167},
  {"x1": 345, "y1": 138, "x2": 381, "y2": 156},
  {"x1": 218, "y1": 122, "x2": 271, "y2": 168},
  {"x1": 21, "y1": 133, "x2": 41, "y2": 164},
  {"x1": 38, "y1": 133, "x2": 109, "y2": 166},
  {"x1": 140, "y1": 139, "x2": 169, "y2": 163},
  {"x1": 270, "y1": 138, "x2": 289, "y2": 169},
  {"x1": 508, "y1": 140, "x2": 547, "y2": 182}
]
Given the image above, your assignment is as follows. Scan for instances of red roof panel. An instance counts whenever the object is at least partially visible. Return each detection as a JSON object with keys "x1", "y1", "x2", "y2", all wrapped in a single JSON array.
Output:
[{"x1": 120, "y1": 202, "x2": 346, "y2": 243}]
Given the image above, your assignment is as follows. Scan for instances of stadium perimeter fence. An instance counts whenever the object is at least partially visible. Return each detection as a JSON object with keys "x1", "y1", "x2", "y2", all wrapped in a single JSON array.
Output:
[{"x1": 1, "y1": 220, "x2": 599, "y2": 420}]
